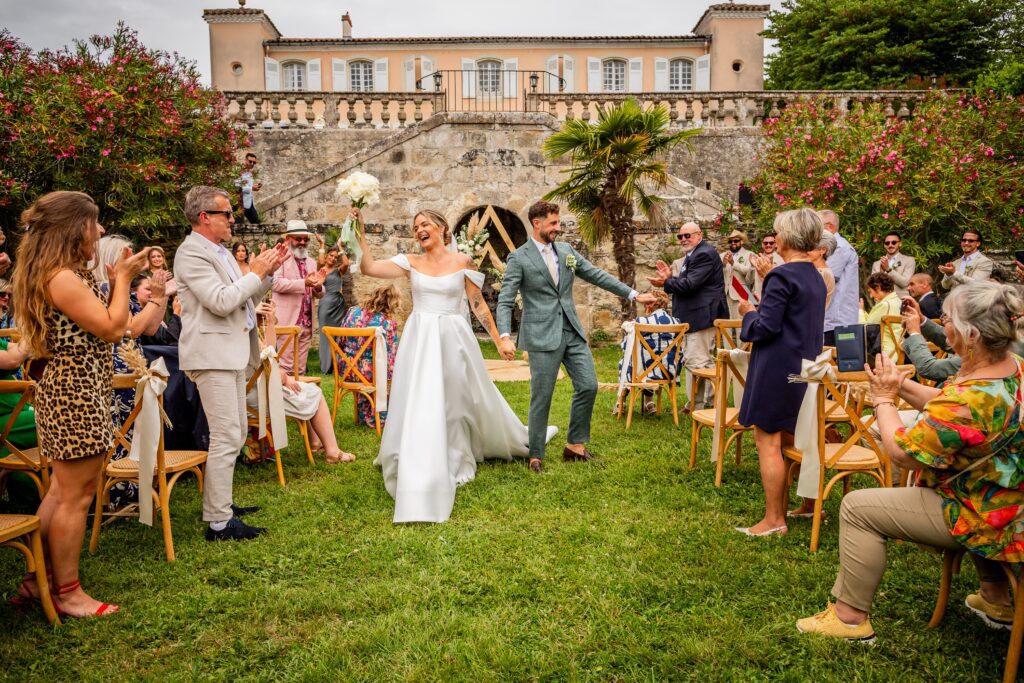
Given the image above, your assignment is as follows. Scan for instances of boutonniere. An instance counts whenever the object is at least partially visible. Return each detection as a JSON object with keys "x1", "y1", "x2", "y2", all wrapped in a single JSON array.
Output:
[
  {"x1": 737, "y1": 256, "x2": 745, "y2": 264},
  {"x1": 565, "y1": 254, "x2": 577, "y2": 272},
  {"x1": 965, "y1": 265, "x2": 975, "y2": 275}
]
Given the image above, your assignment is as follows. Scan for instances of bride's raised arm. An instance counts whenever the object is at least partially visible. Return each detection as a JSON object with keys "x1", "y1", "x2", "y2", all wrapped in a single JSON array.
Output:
[
  {"x1": 356, "y1": 221, "x2": 408, "y2": 280},
  {"x1": 462, "y1": 256, "x2": 503, "y2": 346}
]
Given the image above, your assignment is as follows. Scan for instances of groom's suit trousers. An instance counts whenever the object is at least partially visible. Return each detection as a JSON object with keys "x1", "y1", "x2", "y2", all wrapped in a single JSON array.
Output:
[{"x1": 527, "y1": 319, "x2": 598, "y2": 458}]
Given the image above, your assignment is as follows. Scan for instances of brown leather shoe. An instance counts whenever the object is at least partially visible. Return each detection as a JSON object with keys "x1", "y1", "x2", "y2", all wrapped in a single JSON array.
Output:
[
  {"x1": 563, "y1": 446, "x2": 595, "y2": 462},
  {"x1": 528, "y1": 458, "x2": 543, "y2": 473}
]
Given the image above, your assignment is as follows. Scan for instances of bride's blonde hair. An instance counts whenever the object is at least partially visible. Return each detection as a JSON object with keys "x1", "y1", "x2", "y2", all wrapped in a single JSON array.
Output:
[{"x1": 412, "y1": 210, "x2": 451, "y2": 246}]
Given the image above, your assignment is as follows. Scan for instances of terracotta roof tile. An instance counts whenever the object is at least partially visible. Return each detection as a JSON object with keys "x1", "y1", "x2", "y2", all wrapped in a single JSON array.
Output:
[
  {"x1": 203, "y1": 8, "x2": 281, "y2": 38},
  {"x1": 267, "y1": 35, "x2": 704, "y2": 46}
]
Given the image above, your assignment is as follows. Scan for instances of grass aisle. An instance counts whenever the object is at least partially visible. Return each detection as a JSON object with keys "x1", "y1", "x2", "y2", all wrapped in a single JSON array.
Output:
[{"x1": 0, "y1": 343, "x2": 1007, "y2": 681}]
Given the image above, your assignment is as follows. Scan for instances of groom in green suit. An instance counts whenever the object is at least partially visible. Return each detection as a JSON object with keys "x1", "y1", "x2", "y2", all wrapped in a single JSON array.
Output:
[{"x1": 496, "y1": 201, "x2": 656, "y2": 472}]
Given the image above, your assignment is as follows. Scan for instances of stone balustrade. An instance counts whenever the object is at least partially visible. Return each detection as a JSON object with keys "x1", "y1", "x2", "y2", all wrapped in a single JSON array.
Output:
[
  {"x1": 223, "y1": 89, "x2": 940, "y2": 130},
  {"x1": 222, "y1": 91, "x2": 445, "y2": 129}
]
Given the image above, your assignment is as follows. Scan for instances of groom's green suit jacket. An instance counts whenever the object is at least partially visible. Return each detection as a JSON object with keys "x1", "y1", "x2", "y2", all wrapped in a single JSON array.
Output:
[{"x1": 496, "y1": 241, "x2": 632, "y2": 352}]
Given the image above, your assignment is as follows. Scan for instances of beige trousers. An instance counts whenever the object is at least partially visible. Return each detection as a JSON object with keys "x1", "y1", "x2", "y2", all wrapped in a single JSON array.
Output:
[
  {"x1": 188, "y1": 368, "x2": 247, "y2": 523},
  {"x1": 683, "y1": 327, "x2": 716, "y2": 409},
  {"x1": 831, "y1": 486, "x2": 1005, "y2": 612}
]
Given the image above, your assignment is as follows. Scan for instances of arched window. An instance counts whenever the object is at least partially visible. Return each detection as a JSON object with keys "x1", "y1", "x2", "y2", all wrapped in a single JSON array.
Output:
[
  {"x1": 669, "y1": 59, "x2": 693, "y2": 91},
  {"x1": 282, "y1": 62, "x2": 306, "y2": 91},
  {"x1": 602, "y1": 59, "x2": 626, "y2": 92},
  {"x1": 477, "y1": 59, "x2": 502, "y2": 94},
  {"x1": 350, "y1": 60, "x2": 374, "y2": 92}
]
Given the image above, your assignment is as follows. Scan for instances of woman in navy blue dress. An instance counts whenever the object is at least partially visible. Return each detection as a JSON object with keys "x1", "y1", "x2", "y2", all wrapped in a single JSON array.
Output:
[{"x1": 735, "y1": 208, "x2": 827, "y2": 537}]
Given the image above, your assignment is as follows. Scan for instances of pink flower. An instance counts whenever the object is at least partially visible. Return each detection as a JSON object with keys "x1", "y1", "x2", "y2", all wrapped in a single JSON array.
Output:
[
  {"x1": 100, "y1": 149, "x2": 110, "y2": 156},
  {"x1": 883, "y1": 213, "x2": 889, "y2": 219}
]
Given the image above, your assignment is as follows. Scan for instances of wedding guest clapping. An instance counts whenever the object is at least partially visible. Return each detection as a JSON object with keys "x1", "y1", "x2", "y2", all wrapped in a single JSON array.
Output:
[
  {"x1": 146, "y1": 245, "x2": 177, "y2": 296},
  {"x1": 12, "y1": 190, "x2": 151, "y2": 617},
  {"x1": 900, "y1": 296, "x2": 959, "y2": 382},
  {"x1": 798, "y1": 281, "x2": 1024, "y2": 643},
  {"x1": 734, "y1": 208, "x2": 827, "y2": 536}
]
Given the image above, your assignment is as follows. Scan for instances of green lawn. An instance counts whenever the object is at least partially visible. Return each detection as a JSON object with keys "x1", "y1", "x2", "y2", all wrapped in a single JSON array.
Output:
[{"x1": 0, "y1": 343, "x2": 1009, "y2": 681}]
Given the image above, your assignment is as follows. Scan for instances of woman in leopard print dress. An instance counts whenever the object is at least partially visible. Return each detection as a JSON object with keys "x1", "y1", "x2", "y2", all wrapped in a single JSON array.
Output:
[{"x1": 11, "y1": 191, "x2": 151, "y2": 619}]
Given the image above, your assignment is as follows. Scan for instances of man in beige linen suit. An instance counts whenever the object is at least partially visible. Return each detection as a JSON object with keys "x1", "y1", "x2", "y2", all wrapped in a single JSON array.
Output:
[
  {"x1": 174, "y1": 186, "x2": 288, "y2": 541},
  {"x1": 870, "y1": 231, "x2": 915, "y2": 298}
]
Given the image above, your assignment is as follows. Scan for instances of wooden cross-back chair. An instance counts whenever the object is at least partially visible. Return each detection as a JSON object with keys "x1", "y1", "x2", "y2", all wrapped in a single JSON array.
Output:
[
  {"x1": 688, "y1": 348, "x2": 752, "y2": 487},
  {"x1": 615, "y1": 322, "x2": 688, "y2": 429},
  {"x1": 781, "y1": 366, "x2": 901, "y2": 552},
  {"x1": 0, "y1": 380, "x2": 49, "y2": 499},
  {"x1": 930, "y1": 549, "x2": 1024, "y2": 683},
  {"x1": 243, "y1": 355, "x2": 315, "y2": 487},
  {"x1": 89, "y1": 374, "x2": 207, "y2": 562},
  {"x1": 322, "y1": 326, "x2": 383, "y2": 436},
  {"x1": 1, "y1": 514, "x2": 59, "y2": 624},
  {"x1": 274, "y1": 325, "x2": 321, "y2": 385},
  {"x1": 880, "y1": 315, "x2": 906, "y2": 364},
  {"x1": 687, "y1": 318, "x2": 749, "y2": 412}
]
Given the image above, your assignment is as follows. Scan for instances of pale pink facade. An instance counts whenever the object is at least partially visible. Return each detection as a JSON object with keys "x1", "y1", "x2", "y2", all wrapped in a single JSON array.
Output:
[{"x1": 204, "y1": 4, "x2": 768, "y2": 94}]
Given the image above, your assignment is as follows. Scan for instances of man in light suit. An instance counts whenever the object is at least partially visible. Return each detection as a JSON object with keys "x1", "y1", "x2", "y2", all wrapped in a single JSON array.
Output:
[
  {"x1": 174, "y1": 186, "x2": 288, "y2": 541},
  {"x1": 939, "y1": 228, "x2": 993, "y2": 291},
  {"x1": 271, "y1": 220, "x2": 325, "y2": 376},
  {"x1": 753, "y1": 231, "x2": 785, "y2": 298},
  {"x1": 720, "y1": 229, "x2": 755, "y2": 319},
  {"x1": 870, "y1": 231, "x2": 915, "y2": 298},
  {"x1": 495, "y1": 201, "x2": 655, "y2": 473}
]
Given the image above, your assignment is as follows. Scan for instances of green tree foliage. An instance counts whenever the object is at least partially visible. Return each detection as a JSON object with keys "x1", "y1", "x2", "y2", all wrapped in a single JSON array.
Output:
[
  {"x1": 0, "y1": 24, "x2": 245, "y2": 243},
  {"x1": 542, "y1": 98, "x2": 697, "y2": 319},
  {"x1": 974, "y1": 3, "x2": 1024, "y2": 96},
  {"x1": 745, "y1": 94, "x2": 1024, "y2": 270},
  {"x1": 764, "y1": 0, "x2": 1009, "y2": 90}
]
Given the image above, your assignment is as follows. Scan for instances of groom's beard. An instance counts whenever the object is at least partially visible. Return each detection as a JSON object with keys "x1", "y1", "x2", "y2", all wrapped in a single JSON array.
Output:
[{"x1": 290, "y1": 246, "x2": 308, "y2": 260}]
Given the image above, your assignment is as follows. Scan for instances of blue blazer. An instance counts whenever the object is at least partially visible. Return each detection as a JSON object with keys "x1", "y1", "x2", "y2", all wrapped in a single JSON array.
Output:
[{"x1": 662, "y1": 240, "x2": 728, "y2": 333}]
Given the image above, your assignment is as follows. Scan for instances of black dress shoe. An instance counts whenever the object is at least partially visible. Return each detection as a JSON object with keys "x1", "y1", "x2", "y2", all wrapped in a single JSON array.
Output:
[
  {"x1": 528, "y1": 458, "x2": 543, "y2": 473},
  {"x1": 231, "y1": 503, "x2": 261, "y2": 517},
  {"x1": 205, "y1": 517, "x2": 268, "y2": 542},
  {"x1": 563, "y1": 446, "x2": 595, "y2": 462}
]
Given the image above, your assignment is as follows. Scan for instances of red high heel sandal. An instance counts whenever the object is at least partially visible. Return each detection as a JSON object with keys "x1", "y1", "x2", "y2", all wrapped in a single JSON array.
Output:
[{"x1": 50, "y1": 580, "x2": 119, "y2": 618}]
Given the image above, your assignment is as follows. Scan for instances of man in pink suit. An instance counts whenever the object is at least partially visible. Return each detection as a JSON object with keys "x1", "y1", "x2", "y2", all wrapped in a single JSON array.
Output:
[{"x1": 272, "y1": 220, "x2": 325, "y2": 375}]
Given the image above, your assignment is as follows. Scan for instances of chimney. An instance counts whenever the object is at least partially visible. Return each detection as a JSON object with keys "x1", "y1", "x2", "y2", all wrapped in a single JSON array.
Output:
[{"x1": 342, "y1": 12, "x2": 353, "y2": 40}]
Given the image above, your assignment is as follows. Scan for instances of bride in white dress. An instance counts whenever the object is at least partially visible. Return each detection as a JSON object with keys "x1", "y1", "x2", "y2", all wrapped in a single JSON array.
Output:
[{"x1": 356, "y1": 209, "x2": 556, "y2": 523}]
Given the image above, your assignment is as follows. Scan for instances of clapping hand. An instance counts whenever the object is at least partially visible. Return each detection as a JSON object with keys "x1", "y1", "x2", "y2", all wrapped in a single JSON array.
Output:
[
  {"x1": 879, "y1": 255, "x2": 890, "y2": 272},
  {"x1": 647, "y1": 260, "x2": 671, "y2": 287},
  {"x1": 738, "y1": 299, "x2": 756, "y2": 316},
  {"x1": 111, "y1": 246, "x2": 152, "y2": 282},
  {"x1": 900, "y1": 296, "x2": 924, "y2": 334},
  {"x1": 722, "y1": 251, "x2": 733, "y2": 266},
  {"x1": 750, "y1": 253, "x2": 773, "y2": 279},
  {"x1": 149, "y1": 269, "x2": 169, "y2": 301},
  {"x1": 938, "y1": 262, "x2": 955, "y2": 275},
  {"x1": 250, "y1": 242, "x2": 290, "y2": 278},
  {"x1": 865, "y1": 352, "x2": 911, "y2": 403}
]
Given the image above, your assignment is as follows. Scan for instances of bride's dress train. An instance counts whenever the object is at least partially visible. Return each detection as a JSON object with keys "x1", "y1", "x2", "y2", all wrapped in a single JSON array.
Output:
[{"x1": 374, "y1": 254, "x2": 556, "y2": 523}]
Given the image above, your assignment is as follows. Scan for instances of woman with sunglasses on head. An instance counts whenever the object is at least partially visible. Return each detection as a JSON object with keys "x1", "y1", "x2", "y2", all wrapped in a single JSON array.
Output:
[{"x1": 0, "y1": 279, "x2": 13, "y2": 329}]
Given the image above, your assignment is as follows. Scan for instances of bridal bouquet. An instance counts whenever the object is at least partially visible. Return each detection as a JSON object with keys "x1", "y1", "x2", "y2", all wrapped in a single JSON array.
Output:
[{"x1": 336, "y1": 171, "x2": 381, "y2": 267}]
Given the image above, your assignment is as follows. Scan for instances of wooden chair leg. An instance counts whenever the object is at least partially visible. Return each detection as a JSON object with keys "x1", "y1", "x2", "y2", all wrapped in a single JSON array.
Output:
[
  {"x1": 299, "y1": 422, "x2": 315, "y2": 465},
  {"x1": 669, "y1": 384, "x2": 679, "y2": 426},
  {"x1": 714, "y1": 433, "x2": 727, "y2": 488},
  {"x1": 928, "y1": 549, "x2": 963, "y2": 628},
  {"x1": 30, "y1": 529, "x2": 59, "y2": 625},
  {"x1": 158, "y1": 485, "x2": 174, "y2": 563},
  {"x1": 688, "y1": 421, "x2": 701, "y2": 469},
  {"x1": 372, "y1": 395, "x2": 382, "y2": 437},
  {"x1": 810, "y1": 490, "x2": 824, "y2": 552},
  {"x1": 734, "y1": 431, "x2": 743, "y2": 465},
  {"x1": 625, "y1": 388, "x2": 637, "y2": 430}
]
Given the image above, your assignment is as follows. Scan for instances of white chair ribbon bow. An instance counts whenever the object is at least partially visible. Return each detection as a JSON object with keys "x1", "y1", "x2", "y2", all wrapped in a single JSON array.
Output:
[
  {"x1": 257, "y1": 345, "x2": 289, "y2": 451},
  {"x1": 794, "y1": 350, "x2": 835, "y2": 499},
  {"x1": 616, "y1": 321, "x2": 637, "y2": 403},
  {"x1": 128, "y1": 357, "x2": 170, "y2": 526},
  {"x1": 711, "y1": 349, "x2": 750, "y2": 463},
  {"x1": 373, "y1": 326, "x2": 388, "y2": 412}
]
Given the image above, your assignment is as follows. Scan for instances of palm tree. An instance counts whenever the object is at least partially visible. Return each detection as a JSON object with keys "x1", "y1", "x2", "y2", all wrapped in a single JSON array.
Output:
[{"x1": 542, "y1": 97, "x2": 698, "y2": 319}]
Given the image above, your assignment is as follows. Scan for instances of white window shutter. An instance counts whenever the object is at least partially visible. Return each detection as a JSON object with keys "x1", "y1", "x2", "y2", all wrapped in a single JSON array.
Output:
[
  {"x1": 628, "y1": 57, "x2": 643, "y2": 92},
  {"x1": 587, "y1": 57, "x2": 601, "y2": 93},
  {"x1": 563, "y1": 55, "x2": 575, "y2": 93},
  {"x1": 264, "y1": 57, "x2": 280, "y2": 90},
  {"x1": 545, "y1": 55, "x2": 558, "y2": 92},
  {"x1": 422, "y1": 56, "x2": 435, "y2": 79},
  {"x1": 654, "y1": 57, "x2": 669, "y2": 90},
  {"x1": 332, "y1": 58, "x2": 347, "y2": 91},
  {"x1": 404, "y1": 56, "x2": 416, "y2": 91},
  {"x1": 502, "y1": 57, "x2": 518, "y2": 98},
  {"x1": 306, "y1": 58, "x2": 321, "y2": 91},
  {"x1": 462, "y1": 58, "x2": 476, "y2": 97},
  {"x1": 695, "y1": 54, "x2": 710, "y2": 91},
  {"x1": 374, "y1": 58, "x2": 389, "y2": 91}
]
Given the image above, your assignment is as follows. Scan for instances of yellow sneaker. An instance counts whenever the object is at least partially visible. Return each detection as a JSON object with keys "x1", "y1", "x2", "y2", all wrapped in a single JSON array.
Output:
[
  {"x1": 796, "y1": 604, "x2": 876, "y2": 644},
  {"x1": 965, "y1": 592, "x2": 1014, "y2": 630}
]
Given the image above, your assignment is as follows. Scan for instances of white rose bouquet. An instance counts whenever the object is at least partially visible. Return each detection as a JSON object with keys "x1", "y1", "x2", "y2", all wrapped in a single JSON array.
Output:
[{"x1": 336, "y1": 170, "x2": 381, "y2": 267}]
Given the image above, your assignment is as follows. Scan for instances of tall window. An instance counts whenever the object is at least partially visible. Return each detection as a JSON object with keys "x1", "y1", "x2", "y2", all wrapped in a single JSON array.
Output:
[
  {"x1": 350, "y1": 60, "x2": 374, "y2": 92},
  {"x1": 282, "y1": 62, "x2": 306, "y2": 91},
  {"x1": 669, "y1": 59, "x2": 693, "y2": 91},
  {"x1": 602, "y1": 59, "x2": 626, "y2": 92},
  {"x1": 477, "y1": 59, "x2": 502, "y2": 95}
]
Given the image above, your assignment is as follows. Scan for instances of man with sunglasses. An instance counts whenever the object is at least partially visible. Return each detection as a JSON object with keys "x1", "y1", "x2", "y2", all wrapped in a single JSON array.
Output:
[
  {"x1": 271, "y1": 220, "x2": 326, "y2": 376},
  {"x1": 720, "y1": 230, "x2": 756, "y2": 320},
  {"x1": 175, "y1": 186, "x2": 290, "y2": 541},
  {"x1": 753, "y1": 231, "x2": 785, "y2": 297},
  {"x1": 649, "y1": 221, "x2": 728, "y2": 411},
  {"x1": 870, "y1": 232, "x2": 914, "y2": 298},
  {"x1": 939, "y1": 229, "x2": 992, "y2": 291}
]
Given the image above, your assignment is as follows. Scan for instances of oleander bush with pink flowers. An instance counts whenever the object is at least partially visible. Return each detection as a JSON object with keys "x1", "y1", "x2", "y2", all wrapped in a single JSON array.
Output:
[
  {"x1": 745, "y1": 93, "x2": 1024, "y2": 268},
  {"x1": 0, "y1": 23, "x2": 245, "y2": 242}
]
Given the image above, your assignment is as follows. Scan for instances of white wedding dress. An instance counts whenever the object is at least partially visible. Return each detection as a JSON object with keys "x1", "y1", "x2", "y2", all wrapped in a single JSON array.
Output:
[{"x1": 374, "y1": 254, "x2": 556, "y2": 523}]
